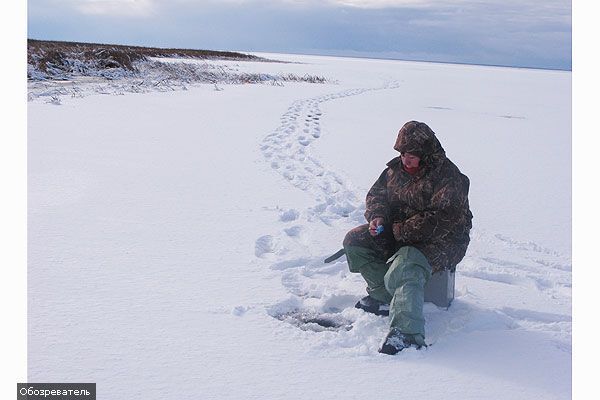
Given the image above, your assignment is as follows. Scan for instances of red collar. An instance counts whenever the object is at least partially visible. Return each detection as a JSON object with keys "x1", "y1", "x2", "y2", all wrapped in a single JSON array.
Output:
[{"x1": 403, "y1": 165, "x2": 420, "y2": 175}]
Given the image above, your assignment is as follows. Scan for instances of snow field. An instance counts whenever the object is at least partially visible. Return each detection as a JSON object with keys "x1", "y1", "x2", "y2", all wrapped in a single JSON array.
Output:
[{"x1": 28, "y1": 54, "x2": 571, "y2": 399}]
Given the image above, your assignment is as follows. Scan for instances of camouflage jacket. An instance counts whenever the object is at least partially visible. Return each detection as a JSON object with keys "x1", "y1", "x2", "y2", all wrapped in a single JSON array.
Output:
[{"x1": 365, "y1": 121, "x2": 473, "y2": 272}]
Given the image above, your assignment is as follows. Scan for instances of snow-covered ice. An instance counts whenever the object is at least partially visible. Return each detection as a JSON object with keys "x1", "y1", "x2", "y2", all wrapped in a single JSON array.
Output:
[{"x1": 28, "y1": 53, "x2": 571, "y2": 399}]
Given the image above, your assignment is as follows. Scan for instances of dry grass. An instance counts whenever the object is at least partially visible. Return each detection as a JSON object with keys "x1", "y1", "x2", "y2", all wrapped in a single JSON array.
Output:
[
  {"x1": 27, "y1": 39, "x2": 328, "y2": 102},
  {"x1": 28, "y1": 39, "x2": 270, "y2": 79}
]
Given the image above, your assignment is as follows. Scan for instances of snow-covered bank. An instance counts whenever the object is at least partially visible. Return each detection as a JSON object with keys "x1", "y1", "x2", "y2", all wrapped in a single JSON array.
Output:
[{"x1": 28, "y1": 53, "x2": 571, "y2": 399}]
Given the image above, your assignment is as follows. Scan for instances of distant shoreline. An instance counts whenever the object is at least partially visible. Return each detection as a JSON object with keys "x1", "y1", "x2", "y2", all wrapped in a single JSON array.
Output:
[
  {"x1": 249, "y1": 49, "x2": 572, "y2": 72},
  {"x1": 27, "y1": 37, "x2": 571, "y2": 73}
]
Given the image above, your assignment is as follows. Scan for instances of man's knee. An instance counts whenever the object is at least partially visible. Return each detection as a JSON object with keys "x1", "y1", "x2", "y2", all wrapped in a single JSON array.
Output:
[
  {"x1": 343, "y1": 225, "x2": 376, "y2": 273},
  {"x1": 384, "y1": 246, "x2": 432, "y2": 292},
  {"x1": 343, "y1": 224, "x2": 370, "y2": 248}
]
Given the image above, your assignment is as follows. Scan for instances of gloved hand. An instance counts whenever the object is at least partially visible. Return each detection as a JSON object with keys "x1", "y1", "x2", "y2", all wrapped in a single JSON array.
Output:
[
  {"x1": 392, "y1": 221, "x2": 403, "y2": 241},
  {"x1": 368, "y1": 217, "x2": 385, "y2": 236}
]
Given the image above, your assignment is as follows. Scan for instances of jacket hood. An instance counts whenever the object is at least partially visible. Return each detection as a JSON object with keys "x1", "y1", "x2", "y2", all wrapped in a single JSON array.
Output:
[{"x1": 393, "y1": 121, "x2": 446, "y2": 167}]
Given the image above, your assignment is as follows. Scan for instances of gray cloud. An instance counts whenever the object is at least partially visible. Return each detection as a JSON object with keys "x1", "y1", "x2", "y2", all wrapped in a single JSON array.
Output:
[{"x1": 27, "y1": 0, "x2": 571, "y2": 69}]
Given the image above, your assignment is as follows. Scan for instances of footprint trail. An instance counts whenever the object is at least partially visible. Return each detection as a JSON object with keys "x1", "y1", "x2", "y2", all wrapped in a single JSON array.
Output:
[{"x1": 260, "y1": 82, "x2": 401, "y2": 225}]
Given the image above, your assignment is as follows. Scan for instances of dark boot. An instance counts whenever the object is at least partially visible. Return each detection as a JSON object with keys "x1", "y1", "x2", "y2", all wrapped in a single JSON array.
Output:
[
  {"x1": 354, "y1": 295, "x2": 390, "y2": 316},
  {"x1": 378, "y1": 328, "x2": 427, "y2": 355}
]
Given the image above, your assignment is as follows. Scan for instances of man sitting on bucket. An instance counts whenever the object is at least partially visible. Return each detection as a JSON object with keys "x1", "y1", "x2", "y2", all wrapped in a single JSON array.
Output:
[{"x1": 343, "y1": 120, "x2": 473, "y2": 355}]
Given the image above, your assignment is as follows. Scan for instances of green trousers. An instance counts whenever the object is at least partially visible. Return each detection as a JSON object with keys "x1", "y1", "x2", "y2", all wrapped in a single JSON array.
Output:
[{"x1": 345, "y1": 245, "x2": 432, "y2": 335}]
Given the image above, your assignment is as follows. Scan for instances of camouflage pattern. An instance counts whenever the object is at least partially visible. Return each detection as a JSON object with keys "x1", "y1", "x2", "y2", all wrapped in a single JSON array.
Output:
[{"x1": 344, "y1": 121, "x2": 472, "y2": 273}]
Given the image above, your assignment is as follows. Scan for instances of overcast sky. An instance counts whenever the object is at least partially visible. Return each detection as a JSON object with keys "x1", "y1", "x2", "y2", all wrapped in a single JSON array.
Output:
[{"x1": 27, "y1": 0, "x2": 571, "y2": 70}]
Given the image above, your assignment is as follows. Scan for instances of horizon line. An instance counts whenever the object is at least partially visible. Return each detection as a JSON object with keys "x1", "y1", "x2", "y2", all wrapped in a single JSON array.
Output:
[{"x1": 27, "y1": 37, "x2": 572, "y2": 73}]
